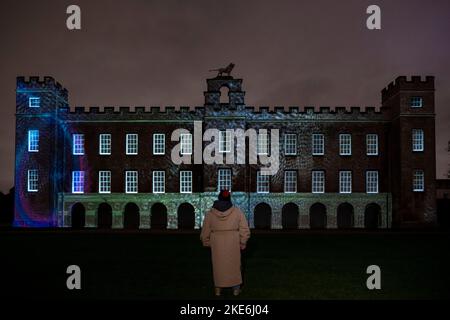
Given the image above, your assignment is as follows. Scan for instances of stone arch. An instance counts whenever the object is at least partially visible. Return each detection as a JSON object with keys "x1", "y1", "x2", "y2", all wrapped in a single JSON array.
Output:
[
  {"x1": 71, "y1": 202, "x2": 85, "y2": 229},
  {"x1": 124, "y1": 202, "x2": 140, "y2": 229},
  {"x1": 97, "y1": 202, "x2": 112, "y2": 229},
  {"x1": 282, "y1": 202, "x2": 299, "y2": 229},
  {"x1": 151, "y1": 202, "x2": 167, "y2": 229},
  {"x1": 254, "y1": 202, "x2": 272, "y2": 229},
  {"x1": 219, "y1": 86, "x2": 229, "y2": 104},
  {"x1": 337, "y1": 203, "x2": 354, "y2": 229},
  {"x1": 365, "y1": 203, "x2": 381, "y2": 229},
  {"x1": 309, "y1": 202, "x2": 327, "y2": 229},
  {"x1": 177, "y1": 202, "x2": 195, "y2": 230}
]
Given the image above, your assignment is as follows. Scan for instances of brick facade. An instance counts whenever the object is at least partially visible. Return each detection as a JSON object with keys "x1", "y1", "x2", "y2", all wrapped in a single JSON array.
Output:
[{"x1": 14, "y1": 75, "x2": 437, "y2": 229}]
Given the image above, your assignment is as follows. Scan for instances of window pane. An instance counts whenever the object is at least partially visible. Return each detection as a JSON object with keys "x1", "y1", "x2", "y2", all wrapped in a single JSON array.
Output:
[
  {"x1": 72, "y1": 171, "x2": 85, "y2": 193},
  {"x1": 284, "y1": 171, "x2": 297, "y2": 193},
  {"x1": 413, "y1": 170, "x2": 424, "y2": 192},
  {"x1": 312, "y1": 134, "x2": 324, "y2": 155},
  {"x1": 366, "y1": 171, "x2": 379, "y2": 193},
  {"x1": 29, "y1": 97, "x2": 40, "y2": 108},
  {"x1": 366, "y1": 134, "x2": 378, "y2": 155},
  {"x1": 284, "y1": 134, "x2": 297, "y2": 155},
  {"x1": 339, "y1": 171, "x2": 352, "y2": 193},
  {"x1": 73, "y1": 134, "x2": 85, "y2": 155},
  {"x1": 257, "y1": 171, "x2": 270, "y2": 193},
  {"x1": 412, "y1": 129, "x2": 424, "y2": 151},
  {"x1": 126, "y1": 134, "x2": 138, "y2": 155},
  {"x1": 153, "y1": 171, "x2": 165, "y2": 193},
  {"x1": 312, "y1": 171, "x2": 325, "y2": 193},
  {"x1": 125, "y1": 171, "x2": 138, "y2": 193},
  {"x1": 180, "y1": 133, "x2": 192, "y2": 155},
  {"x1": 99, "y1": 171, "x2": 111, "y2": 193},
  {"x1": 180, "y1": 170, "x2": 192, "y2": 193},
  {"x1": 339, "y1": 134, "x2": 351, "y2": 155},
  {"x1": 153, "y1": 133, "x2": 165, "y2": 155},
  {"x1": 218, "y1": 169, "x2": 232, "y2": 191},
  {"x1": 28, "y1": 130, "x2": 39, "y2": 152},
  {"x1": 27, "y1": 169, "x2": 38, "y2": 192},
  {"x1": 99, "y1": 134, "x2": 111, "y2": 155}
]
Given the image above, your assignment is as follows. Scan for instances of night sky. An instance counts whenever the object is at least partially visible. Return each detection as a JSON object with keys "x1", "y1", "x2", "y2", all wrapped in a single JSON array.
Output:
[{"x1": 0, "y1": 0, "x2": 449, "y2": 192}]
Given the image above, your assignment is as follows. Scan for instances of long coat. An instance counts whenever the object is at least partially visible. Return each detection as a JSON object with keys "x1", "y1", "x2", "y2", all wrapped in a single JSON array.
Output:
[{"x1": 200, "y1": 206, "x2": 251, "y2": 288}]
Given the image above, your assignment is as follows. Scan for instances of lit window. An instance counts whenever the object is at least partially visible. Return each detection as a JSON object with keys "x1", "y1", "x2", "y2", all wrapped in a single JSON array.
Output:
[
  {"x1": 72, "y1": 171, "x2": 84, "y2": 194},
  {"x1": 412, "y1": 129, "x2": 424, "y2": 152},
  {"x1": 284, "y1": 134, "x2": 297, "y2": 155},
  {"x1": 257, "y1": 131, "x2": 269, "y2": 155},
  {"x1": 284, "y1": 170, "x2": 297, "y2": 193},
  {"x1": 125, "y1": 171, "x2": 138, "y2": 193},
  {"x1": 413, "y1": 170, "x2": 424, "y2": 192},
  {"x1": 28, "y1": 130, "x2": 39, "y2": 152},
  {"x1": 219, "y1": 130, "x2": 232, "y2": 153},
  {"x1": 312, "y1": 170, "x2": 325, "y2": 193},
  {"x1": 312, "y1": 134, "x2": 324, "y2": 155},
  {"x1": 153, "y1": 133, "x2": 165, "y2": 155},
  {"x1": 366, "y1": 171, "x2": 379, "y2": 193},
  {"x1": 339, "y1": 171, "x2": 352, "y2": 193},
  {"x1": 29, "y1": 97, "x2": 40, "y2": 108},
  {"x1": 99, "y1": 134, "x2": 111, "y2": 155},
  {"x1": 180, "y1": 170, "x2": 192, "y2": 193},
  {"x1": 126, "y1": 134, "x2": 138, "y2": 155},
  {"x1": 339, "y1": 134, "x2": 351, "y2": 156},
  {"x1": 180, "y1": 133, "x2": 192, "y2": 155},
  {"x1": 99, "y1": 171, "x2": 111, "y2": 193},
  {"x1": 366, "y1": 134, "x2": 378, "y2": 155},
  {"x1": 72, "y1": 134, "x2": 85, "y2": 155},
  {"x1": 410, "y1": 96, "x2": 423, "y2": 108},
  {"x1": 218, "y1": 169, "x2": 232, "y2": 191},
  {"x1": 27, "y1": 169, "x2": 38, "y2": 192},
  {"x1": 153, "y1": 171, "x2": 165, "y2": 193},
  {"x1": 257, "y1": 171, "x2": 270, "y2": 193}
]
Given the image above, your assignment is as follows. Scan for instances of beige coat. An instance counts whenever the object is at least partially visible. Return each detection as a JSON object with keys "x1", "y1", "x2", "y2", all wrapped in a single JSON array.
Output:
[{"x1": 200, "y1": 206, "x2": 251, "y2": 288}]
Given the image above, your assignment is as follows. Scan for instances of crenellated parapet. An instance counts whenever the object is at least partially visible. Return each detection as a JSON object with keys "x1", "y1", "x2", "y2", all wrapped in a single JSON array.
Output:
[
  {"x1": 381, "y1": 75, "x2": 434, "y2": 103},
  {"x1": 17, "y1": 76, "x2": 68, "y2": 100}
]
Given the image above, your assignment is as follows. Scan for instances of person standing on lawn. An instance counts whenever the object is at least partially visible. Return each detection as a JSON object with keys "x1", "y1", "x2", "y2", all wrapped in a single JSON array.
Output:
[{"x1": 200, "y1": 189, "x2": 251, "y2": 296}]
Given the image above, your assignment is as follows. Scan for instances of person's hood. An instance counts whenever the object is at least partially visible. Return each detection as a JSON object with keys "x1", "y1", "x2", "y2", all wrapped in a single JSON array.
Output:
[{"x1": 212, "y1": 200, "x2": 233, "y2": 214}]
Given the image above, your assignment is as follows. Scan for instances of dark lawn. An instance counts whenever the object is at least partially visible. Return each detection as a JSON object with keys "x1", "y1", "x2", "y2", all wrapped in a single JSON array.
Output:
[{"x1": 1, "y1": 230, "x2": 449, "y2": 300}]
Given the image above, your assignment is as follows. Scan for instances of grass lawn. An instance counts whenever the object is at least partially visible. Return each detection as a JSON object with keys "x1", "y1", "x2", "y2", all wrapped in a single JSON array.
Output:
[{"x1": 1, "y1": 230, "x2": 449, "y2": 300}]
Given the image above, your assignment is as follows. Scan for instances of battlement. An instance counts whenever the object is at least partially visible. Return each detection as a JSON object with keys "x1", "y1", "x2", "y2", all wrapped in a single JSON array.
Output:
[
  {"x1": 244, "y1": 105, "x2": 384, "y2": 115},
  {"x1": 17, "y1": 76, "x2": 69, "y2": 100},
  {"x1": 58, "y1": 105, "x2": 205, "y2": 115},
  {"x1": 381, "y1": 75, "x2": 434, "y2": 102}
]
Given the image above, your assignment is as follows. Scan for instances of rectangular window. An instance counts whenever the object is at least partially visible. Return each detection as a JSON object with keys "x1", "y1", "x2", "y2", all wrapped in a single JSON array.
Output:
[
  {"x1": 312, "y1": 170, "x2": 325, "y2": 193},
  {"x1": 339, "y1": 134, "x2": 351, "y2": 156},
  {"x1": 413, "y1": 170, "x2": 424, "y2": 192},
  {"x1": 72, "y1": 171, "x2": 84, "y2": 194},
  {"x1": 410, "y1": 96, "x2": 423, "y2": 108},
  {"x1": 339, "y1": 171, "x2": 352, "y2": 193},
  {"x1": 257, "y1": 171, "x2": 270, "y2": 193},
  {"x1": 257, "y1": 131, "x2": 269, "y2": 155},
  {"x1": 284, "y1": 134, "x2": 297, "y2": 155},
  {"x1": 27, "y1": 169, "x2": 38, "y2": 192},
  {"x1": 153, "y1": 171, "x2": 165, "y2": 193},
  {"x1": 29, "y1": 97, "x2": 40, "y2": 108},
  {"x1": 412, "y1": 129, "x2": 424, "y2": 152},
  {"x1": 28, "y1": 130, "x2": 39, "y2": 152},
  {"x1": 153, "y1": 133, "x2": 165, "y2": 155},
  {"x1": 125, "y1": 171, "x2": 138, "y2": 193},
  {"x1": 126, "y1": 134, "x2": 138, "y2": 155},
  {"x1": 218, "y1": 169, "x2": 232, "y2": 191},
  {"x1": 180, "y1": 133, "x2": 192, "y2": 155},
  {"x1": 312, "y1": 134, "x2": 324, "y2": 155},
  {"x1": 219, "y1": 130, "x2": 232, "y2": 153},
  {"x1": 284, "y1": 170, "x2": 297, "y2": 193},
  {"x1": 366, "y1": 171, "x2": 379, "y2": 194},
  {"x1": 72, "y1": 134, "x2": 85, "y2": 155},
  {"x1": 180, "y1": 170, "x2": 192, "y2": 193},
  {"x1": 98, "y1": 171, "x2": 111, "y2": 194},
  {"x1": 366, "y1": 134, "x2": 378, "y2": 155},
  {"x1": 99, "y1": 134, "x2": 111, "y2": 155}
]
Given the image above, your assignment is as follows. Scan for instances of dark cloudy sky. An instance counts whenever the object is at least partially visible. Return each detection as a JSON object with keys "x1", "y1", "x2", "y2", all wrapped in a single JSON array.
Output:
[{"x1": 0, "y1": 0, "x2": 449, "y2": 192}]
